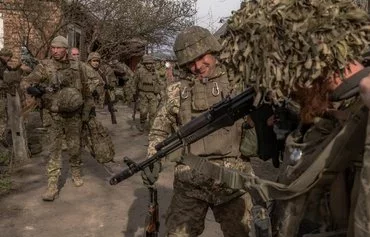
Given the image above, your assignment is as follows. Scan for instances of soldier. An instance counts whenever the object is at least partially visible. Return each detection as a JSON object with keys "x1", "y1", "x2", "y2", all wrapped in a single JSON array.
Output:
[
  {"x1": 86, "y1": 52, "x2": 105, "y2": 109},
  {"x1": 24, "y1": 36, "x2": 94, "y2": 201},
  {"x1": 69, "y1": 47, "x2": 80, "y2": 61},
  {"x1": 0, "y1": 48, "x2": 13, "y2": 144},
  {"x1": 191, "y1": 1, "x2": 370, "y2": 236},
  {"x1": 132, "y1": 54, "x2": 165, "y2": 131},
  {"x1": 86, "y1": 52, "x2": 117, "y2": 115},
  {"x1": 141, "y1": 26, "x2": 254, "y2": 236}
]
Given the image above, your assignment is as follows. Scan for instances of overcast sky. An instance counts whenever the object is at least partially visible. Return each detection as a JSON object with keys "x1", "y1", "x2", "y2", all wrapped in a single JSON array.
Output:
[{"x1": 195, "y1": 0, "x2": 243, "y2": 32}]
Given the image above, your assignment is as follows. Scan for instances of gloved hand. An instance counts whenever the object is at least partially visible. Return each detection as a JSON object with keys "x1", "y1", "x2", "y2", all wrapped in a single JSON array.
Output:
[{"x1": 141, "y1": 162, "x2": 162, "y2": 187}]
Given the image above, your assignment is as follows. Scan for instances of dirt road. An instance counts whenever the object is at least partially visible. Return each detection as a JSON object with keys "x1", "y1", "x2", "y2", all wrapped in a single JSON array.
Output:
[
  {"x1": 0, "y1": 104, "x2": 226, "y2": 237},
  {"x1": 0, "y1": 104, "x2": 278, "y2": 237}
]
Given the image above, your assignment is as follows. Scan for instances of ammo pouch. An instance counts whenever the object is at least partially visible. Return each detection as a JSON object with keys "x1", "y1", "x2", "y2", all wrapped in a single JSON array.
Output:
[
  {"x1": 83, "y1": 117, "x2": 115, "y2": 164},
  {"x1": 138, "y1": 82, "x2": 155, "y2": 92}
]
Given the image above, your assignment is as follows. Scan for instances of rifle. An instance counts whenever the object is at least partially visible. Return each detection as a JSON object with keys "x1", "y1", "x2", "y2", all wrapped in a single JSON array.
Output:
[
  {"x1": 106, "y1": 89, "x2": 117, "y2": 124},
  {"x1": 109, "y1": 87, "x2": 256, "y2": 185},
  {"x1": 145, "y1": 187, "x2": 159, "y2": 237},
  {"x1": 98, "y1": 68, "x2": 117, "y2": 124}
]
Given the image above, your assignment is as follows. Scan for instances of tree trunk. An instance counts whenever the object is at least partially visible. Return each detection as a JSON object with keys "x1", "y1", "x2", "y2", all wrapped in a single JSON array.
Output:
[{"x1": 5, "y1": 71, "x2": 30, "y2": 170}]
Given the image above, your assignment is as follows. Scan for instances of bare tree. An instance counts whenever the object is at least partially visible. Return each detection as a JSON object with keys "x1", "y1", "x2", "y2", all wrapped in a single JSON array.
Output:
[
  {"x1": 79, "y1": 0, "x2": 197, "y2": 60},
  {"x1": 2, "y1": 0, "x2": 83, "y2": 59},
  {"x1": 2, "y1": 0, "x2": 195, "y2": 60}
]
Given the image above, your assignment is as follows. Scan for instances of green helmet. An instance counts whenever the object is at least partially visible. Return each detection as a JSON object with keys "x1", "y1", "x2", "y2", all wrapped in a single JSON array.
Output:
[
  {"x1": 53, "y1": 87, "x2": 84, "y2": 113},
  {"x1": 87, "y1": 52, "x2": 101, "y2": 62},
  {"x1": 173, "y1": 26, "x2": 222, "y2": 66},
  {"x1": 142, "y1": 54, "x2": 155, "y2": 64}
]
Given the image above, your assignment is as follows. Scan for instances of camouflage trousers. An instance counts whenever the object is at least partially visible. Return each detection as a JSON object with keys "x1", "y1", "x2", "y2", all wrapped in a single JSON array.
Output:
[
  {"x1": 46, "y1": 112, "x2": 82, "y2": 179},
  {"x1": 138, "y1": 91, "x2": 159, "y2": 126},
  {"x1": 166, "y1": 186, "x2": 252, "y2": 237}
]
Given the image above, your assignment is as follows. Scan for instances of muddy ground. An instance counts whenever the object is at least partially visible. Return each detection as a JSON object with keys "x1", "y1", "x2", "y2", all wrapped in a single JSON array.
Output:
[{"x1": 0, "y1": 104, "x2": 278, "y2": 237}]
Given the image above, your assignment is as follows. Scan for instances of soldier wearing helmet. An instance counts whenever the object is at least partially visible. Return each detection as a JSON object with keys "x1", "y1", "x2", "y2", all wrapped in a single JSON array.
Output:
[
  {"x1": 23, "y1": 35, "x2": 95, "y2": 201},
  {"x1": 130, "y1": 54, "x2": 166, "y2": 131},
  {"x1": 86, "y1": 52, "x2": 118, "y2": 111},
  {"x1": 141, "y1": 26, "x2": 254, "y2": 236}
]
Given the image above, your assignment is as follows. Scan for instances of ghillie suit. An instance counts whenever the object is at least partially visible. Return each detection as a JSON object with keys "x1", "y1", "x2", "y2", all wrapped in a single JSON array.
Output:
[
  {"x1": 198, "y1": 0, "x2": 370, "y2": 236},
  {"x1": 221, "y1": 0, "x2": 370, "y2": 103}
]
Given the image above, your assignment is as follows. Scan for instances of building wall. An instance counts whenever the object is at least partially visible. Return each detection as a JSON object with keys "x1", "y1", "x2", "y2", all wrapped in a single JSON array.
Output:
[{"x1": 0, "y1": 0, "x2": 64, "y2": 60}]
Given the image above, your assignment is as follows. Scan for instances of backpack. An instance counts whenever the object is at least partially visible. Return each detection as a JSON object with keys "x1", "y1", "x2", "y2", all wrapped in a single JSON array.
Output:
[{"x1": 83, "y1": 117, "x2": 115, "y2": 164}]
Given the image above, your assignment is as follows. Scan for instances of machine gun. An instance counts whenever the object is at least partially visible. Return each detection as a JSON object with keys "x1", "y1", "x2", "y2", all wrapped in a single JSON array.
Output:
[{"x1": 109, "y1": 87, "x2": 256, "y2": 185}]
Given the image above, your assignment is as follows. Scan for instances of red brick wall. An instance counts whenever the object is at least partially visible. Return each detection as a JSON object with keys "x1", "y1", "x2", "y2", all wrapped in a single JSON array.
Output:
[{"x1": 0, "y1": 0, "x2": 64, "y2": 61}]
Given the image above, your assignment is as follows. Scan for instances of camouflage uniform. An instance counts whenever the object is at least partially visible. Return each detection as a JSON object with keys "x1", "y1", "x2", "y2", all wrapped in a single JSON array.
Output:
[
  {"x1": 132, "y1": 55, "x2": 165, "y2": 129},
  {"x1": 87, "y1": 52, "x2": 105, "y2": 109},
  {"x1": 98, "y1": 63, "x2": 117, "y2": 103},
  {"x1": 24, "y1": 36, "x2": 94, "y2": 201},
  {"x1": 146, "y1": 26, "x2": 253, "y2": 237},
  {"x1": 0, "y1": 48, "x2": 12, "y2": 143},
  {"x1": 211, "y1": 1, "x2": 370, "y2": 236}
]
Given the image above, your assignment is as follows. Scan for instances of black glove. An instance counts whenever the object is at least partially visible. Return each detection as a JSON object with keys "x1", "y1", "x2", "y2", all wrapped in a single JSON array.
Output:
[{"x1": 141, "y1": 162, "x2": 162, "y2": 187}]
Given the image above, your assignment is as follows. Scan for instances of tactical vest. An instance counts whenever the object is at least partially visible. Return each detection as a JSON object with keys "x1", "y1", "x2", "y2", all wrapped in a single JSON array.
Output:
[
  {"x1": 40, "y1": 59, "x2": 84, "y2": 113},
  {"x1": 173, "y1": 65, "x2": 250, "y2": 205},
  {"x1": 136, "y1": 66, "x2": 160, "y2": 93},
  {"x1": 178, "y1": 66, "x2": 242, "y2": 158}
]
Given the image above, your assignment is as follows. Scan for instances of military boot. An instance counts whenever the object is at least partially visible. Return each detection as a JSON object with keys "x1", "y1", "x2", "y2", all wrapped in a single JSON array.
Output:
[
  {"x1": 42, "y1": 177, "x2": 59, "y2": 201},
  {"x1": 71, "y1": 167, "x2": 84, "y2": 187}
]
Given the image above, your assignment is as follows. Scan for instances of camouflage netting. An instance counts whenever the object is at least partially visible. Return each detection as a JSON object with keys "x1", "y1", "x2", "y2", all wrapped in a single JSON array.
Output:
[{"x1": 220, "y1": 0, "x2": 370, "y2": 102}]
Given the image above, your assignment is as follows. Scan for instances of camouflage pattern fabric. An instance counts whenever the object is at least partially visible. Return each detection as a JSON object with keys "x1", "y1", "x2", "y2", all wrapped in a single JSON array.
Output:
[
  {"x1": 24, "y1": 58, "x2": 94, "y2": 185},
  {"x1": 46, "y1": 112, "x2": 82, "y2": 180},
  {"x1": 166, "y1": 188, "x2": 252, "y2": 237},
  {"x1": 99, "y1": 63, "x2": 118, "y2": 102},
  {"x1": 133, "y1": 64, "x2": 165, "y2": 126},
  {"x1": 220, "y1": 0, "x2": 370, "y2": 103},
  {"x1": 82, "y1": 117, "x2": 114, "y2": 164},
  {"x1": 138, "y1": 91, "x2": 159, "y2": 126},
  {"x1": 147, "y1": 64, "x2": 254, "y2": 236},
  {"x1": 86, "y1": 63, "x2": 105, "y2": 109},
  {"x1": 354, "y1": 115, "x2": 370, "y2": 237}
]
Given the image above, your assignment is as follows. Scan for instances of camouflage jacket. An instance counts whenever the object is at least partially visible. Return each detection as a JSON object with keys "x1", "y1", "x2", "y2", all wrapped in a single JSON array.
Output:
[
  {"x1": 133, "y1": 64, "x2": 166, "y2": 94},
  {"x1": 147, "y1": 64, "x2": 253, "y2": 205},
  {"x1": 24, "y1": 58, "x2": 94, "y2": 114}
]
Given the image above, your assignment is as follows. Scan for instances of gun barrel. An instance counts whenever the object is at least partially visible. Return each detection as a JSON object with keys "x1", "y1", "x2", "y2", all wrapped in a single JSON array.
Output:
[{"x1": 109, "y1": 168, "x2": 136, "y2": 185}]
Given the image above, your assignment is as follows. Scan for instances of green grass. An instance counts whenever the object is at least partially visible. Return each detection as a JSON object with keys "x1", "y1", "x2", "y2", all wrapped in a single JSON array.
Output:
[
  {"x1": 0, "y1": 150, "x2": 10, "y2": 165},
  {"x1": 0, "y1": 174, "x2": 11, "y2": 193}
]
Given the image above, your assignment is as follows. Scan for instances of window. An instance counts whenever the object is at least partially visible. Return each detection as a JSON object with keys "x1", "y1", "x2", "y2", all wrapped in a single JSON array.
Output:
[{"x1": 67, "y1": 24, "x2": 81, "y2": 49}]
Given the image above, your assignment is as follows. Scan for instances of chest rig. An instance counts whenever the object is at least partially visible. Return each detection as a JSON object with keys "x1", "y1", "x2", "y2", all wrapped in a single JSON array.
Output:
[
  {"x1": 41, "y1": 59, "x2": 82, "y2": 93},
  {"x1": 137, "y1": 67, "x2": 160, "y2": 93},
  {"x1": 178, "y1": 67, "x2": 242, "y2": 158}
]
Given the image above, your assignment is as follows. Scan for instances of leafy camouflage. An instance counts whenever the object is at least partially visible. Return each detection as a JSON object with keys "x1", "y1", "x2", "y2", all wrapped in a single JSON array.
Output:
[{"x1": 220, "y1": 0, "x2": 370, "y2": 102}]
